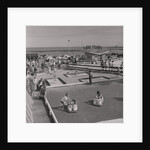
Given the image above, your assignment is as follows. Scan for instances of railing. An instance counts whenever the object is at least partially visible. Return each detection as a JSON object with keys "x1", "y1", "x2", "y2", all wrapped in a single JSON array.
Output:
[{"x1": 68, "y1": 64, "x2": 123, "y2": 73}]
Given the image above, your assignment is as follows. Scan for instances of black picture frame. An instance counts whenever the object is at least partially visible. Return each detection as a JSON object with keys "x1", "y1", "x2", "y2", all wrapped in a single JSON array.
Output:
[{"x1": 1, "y1": 0, "x2": 149, "y2": 147}]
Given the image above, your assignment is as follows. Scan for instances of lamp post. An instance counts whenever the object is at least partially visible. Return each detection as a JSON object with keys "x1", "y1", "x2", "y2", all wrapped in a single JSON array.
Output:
[
  {"x1": 82, "y1": 40, "x2": 83, "y2": 51},
  {"x1": 30, "y1": 52, "x2": 31, "y2": 66},
  {"x1": 68, "y1": 40, "x2": 70, "y2": 55}
]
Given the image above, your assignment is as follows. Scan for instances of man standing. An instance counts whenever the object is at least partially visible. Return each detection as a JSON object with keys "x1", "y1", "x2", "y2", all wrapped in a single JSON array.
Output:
[
  {"x1": 53, "y1": 70, "x2": 57, "y2": 81},
  {"x1": 88, "y1": 70, "x2": 92, "y2": 84}
]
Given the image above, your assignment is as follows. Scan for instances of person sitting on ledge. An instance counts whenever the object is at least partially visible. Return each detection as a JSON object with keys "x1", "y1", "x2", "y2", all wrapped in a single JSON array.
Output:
[
  {"x1": 93, "y1": 91, "x2": 104, "y2": 106},
  {"x1": 39, "y1": 81, "x2": 47, "y2": 99},
  {"x1": 36, "y1": 78, "x2": 44, "y2": 91}
]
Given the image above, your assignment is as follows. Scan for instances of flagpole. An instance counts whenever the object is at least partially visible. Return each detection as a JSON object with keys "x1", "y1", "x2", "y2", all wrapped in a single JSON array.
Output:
[{"x1": 30, "y1": 52, "x2": 31, "y2": 66}]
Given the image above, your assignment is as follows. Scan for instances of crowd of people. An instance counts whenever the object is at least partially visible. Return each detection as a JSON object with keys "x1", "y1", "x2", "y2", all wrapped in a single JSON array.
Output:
[
  {"x1": 39, "y1": 56, "x2": 63, "y2": 74},
  {"x1": 26, "y1": 57, "x2": 49, "y2": 98},
  {"x1": 26, "y1": 55, "x2": 64, "y2": 98},
  {"x1": 26, "y1": 54, "x2": 72, "y2": 99},
  {"x1": 26, "y1": 72, "x2": 48, "y2": 99},
  {"x1": 90, "y1": 54, "x2": 123, "y2": 68}
]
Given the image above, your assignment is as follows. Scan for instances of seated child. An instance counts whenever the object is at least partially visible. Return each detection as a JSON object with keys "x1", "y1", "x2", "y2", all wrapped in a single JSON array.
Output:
[{"x1": 93, "y1": 91, "x2": 104, "y2": 106}]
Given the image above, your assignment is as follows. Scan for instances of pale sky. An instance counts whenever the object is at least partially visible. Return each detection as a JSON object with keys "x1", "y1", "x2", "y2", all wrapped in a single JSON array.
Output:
[{"x1": 26, "y1": 26, "x2": 123, "y2": 47}]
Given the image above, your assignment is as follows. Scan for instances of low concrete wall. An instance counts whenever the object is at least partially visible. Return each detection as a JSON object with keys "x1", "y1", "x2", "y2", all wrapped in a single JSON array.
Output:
[
  {"x1": 44, "y1": 94, "x2": 58, "y2": 123},
  {"x1": 26, "y1": 91, "x2": 34, "y2": 123}
]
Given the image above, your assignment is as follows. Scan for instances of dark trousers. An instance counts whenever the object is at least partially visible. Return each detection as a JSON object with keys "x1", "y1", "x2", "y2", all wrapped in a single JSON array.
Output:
[{"x1": 89, "y1": 77, "x2": 92, "y2": 84}]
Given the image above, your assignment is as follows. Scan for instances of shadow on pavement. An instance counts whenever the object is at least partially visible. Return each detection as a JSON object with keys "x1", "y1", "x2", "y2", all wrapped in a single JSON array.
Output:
[
  {"x1": 84, "y1": 100, "x2": 94, "y2": 105},
  {"x1": 52, "y1": 106, "x2": 62, "y2": 110},
  {"x1": 52, "y1": 106, "x2": 68, "y2": 113},
  {"x1": 84, "y1": 100, "x2": 104, "y2": 107},
  {"x1": 113, "y1": 97, "x2": 123, "y2": 101}
]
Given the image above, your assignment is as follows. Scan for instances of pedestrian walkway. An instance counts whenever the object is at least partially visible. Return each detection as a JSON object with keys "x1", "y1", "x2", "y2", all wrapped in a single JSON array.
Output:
[
  {"x1": 32, "y1": 97, "x2": 51, "y2": 123},
  {"x1": 26, "y1": 90, "x2": 51, "y2": 123},
  {"x1": 36, "y1": 68, "x2": 123, "y2": 89}
]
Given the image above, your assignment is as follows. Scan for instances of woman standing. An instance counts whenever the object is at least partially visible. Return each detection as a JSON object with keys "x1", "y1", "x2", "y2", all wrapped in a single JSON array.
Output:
[
  {"x1": 88, "y1": 70, "x2": 92, "y2": 84},
  {"x1": 26, "y1": 71, "x2": 31, "y2": 92},
  {"x1": 29, "y1": 72, "x2": 35, "y2": 97}
]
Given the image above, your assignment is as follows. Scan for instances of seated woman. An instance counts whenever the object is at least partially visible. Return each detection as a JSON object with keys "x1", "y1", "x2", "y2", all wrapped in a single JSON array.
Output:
[
  {"x1": 61, "y1": 93, "x2": 78, "y2": 112},
  {"x1": 61, "y1": 93, "x2": 72, "y2": 110},
  {"x1": 93, "y1": 91, "x2": 104, "y2": 106}
]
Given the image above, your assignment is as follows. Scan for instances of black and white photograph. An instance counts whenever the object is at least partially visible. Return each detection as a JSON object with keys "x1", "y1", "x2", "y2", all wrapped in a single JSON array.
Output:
[
  {"x1": 8, "y1": 8, "x2": 142, "y2": 142},
  {"x1": 26, "y1": 26, "x2": 123, "y2": 123}
]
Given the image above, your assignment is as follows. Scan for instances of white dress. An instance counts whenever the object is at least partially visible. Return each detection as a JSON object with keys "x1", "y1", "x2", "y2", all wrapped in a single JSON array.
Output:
[{"x1": 93, "y1": 95, "x2": 104, "y2": 106}]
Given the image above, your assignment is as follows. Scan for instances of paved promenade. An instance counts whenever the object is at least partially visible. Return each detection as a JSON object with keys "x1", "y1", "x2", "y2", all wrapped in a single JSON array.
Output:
[
  {"x1": 29, "y1": 66, "x2": 123, "y2": 123},
  {"x1": 26, "y1": 90, "x2": 51, "y2": 123}
]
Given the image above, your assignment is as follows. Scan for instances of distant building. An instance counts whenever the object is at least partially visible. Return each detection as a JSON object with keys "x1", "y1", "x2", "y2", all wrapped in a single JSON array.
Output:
[
  {"x1": 85, "y1": 51, "x2": 109, "y2": 62},
  {"x1": 109, "y1": 46, "x2": 123, "y2": 51},
  {"x1": 83, "y1": 45, "x2": 102, "y2": 53},
  {"x1": 26, "y1": 47, "x2": 84, "y2": 58}
]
